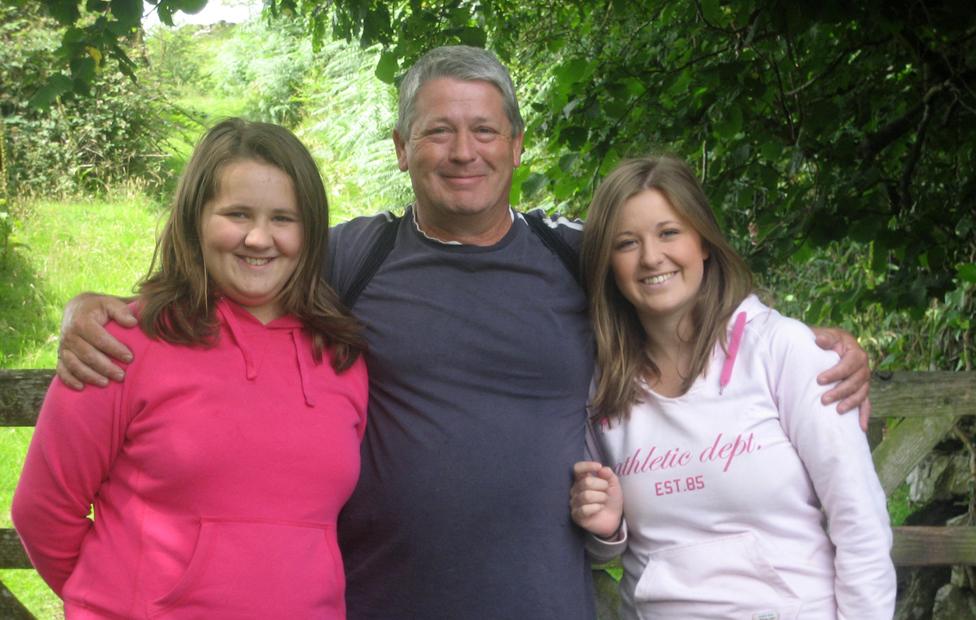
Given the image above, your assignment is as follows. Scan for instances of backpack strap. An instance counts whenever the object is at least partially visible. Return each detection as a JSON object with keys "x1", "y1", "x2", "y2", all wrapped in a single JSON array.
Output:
[
  {"x1": 341, "y1": 212, "x2": 401, "y2": 309},
  {"x1": 341, "y1": 209, "x2": 582, "y2": 309},
  {"x1": 522, "y1": 210, "x2": 582, "y2": 287}
]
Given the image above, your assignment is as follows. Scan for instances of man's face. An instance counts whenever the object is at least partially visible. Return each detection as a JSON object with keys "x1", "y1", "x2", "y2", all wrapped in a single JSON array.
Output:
[{"x1": 394, "y1": 77, "x2": 524, "y2": 228}]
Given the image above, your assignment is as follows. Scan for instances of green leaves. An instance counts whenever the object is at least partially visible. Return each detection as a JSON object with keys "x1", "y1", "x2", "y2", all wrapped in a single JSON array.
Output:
[
  {"x1": 175, "y1": 0, "x2": 208, "y2": 14},
  {"x1": 698, "y1": 0, "x2": 727, "y2": 27},
  {"x1": 959, "y1": 264, "x2": 976, "y2": 284},
  {"x1": 455, "y1": 26, "x2": 486, "y2": 48},
  {"x1": 109, "y1": 0, "x2": 142, "y2": 29},
  {"x1": 28, "y1": 0, "x2": 224, "y2": 101},
  {"x1": 46, "y1": 0, "x2": 81, "y2": 25},
  {"x1": 375, "y1": 50, "x2": 398, "y2": 84}
]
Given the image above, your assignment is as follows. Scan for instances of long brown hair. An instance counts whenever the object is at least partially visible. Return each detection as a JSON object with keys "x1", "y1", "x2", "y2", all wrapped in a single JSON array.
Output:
[
  {"x1": 582, "y1": 155, "x2": 753, "y2": 419},
  {"x1": 138, "y1": 118, "x2": 363, "y2": 371}
]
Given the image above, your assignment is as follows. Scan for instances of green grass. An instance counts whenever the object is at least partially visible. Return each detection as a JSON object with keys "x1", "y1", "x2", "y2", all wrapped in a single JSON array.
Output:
[{"x1": 1, "y1": 195, "x2": 162, "y2": 369}]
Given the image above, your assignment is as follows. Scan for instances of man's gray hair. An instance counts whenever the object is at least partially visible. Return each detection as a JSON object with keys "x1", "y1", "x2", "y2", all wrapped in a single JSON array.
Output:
[{"x1": 396, "y1": 45, "x2": 525, "y2": 139}]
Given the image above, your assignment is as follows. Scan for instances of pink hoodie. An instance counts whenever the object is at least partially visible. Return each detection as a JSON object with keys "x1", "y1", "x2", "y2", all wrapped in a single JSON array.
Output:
[{"x1": 12, "y1": 299, "x2": 367, "y2": 619}]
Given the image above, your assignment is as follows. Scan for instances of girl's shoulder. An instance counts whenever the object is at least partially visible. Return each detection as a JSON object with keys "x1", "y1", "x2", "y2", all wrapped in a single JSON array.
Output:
[
  {"x1": 102, "y1": 301, "x2": 165, "y2": 369},
  {"x1": 737, "y1": 296, "x2": 839, "y2": 368}
]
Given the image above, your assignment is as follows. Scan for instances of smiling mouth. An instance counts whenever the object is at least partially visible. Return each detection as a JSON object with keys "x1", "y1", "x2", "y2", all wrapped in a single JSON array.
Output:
[
  {"x1": 640, "y1": 271, "x2": 677, "y2": 285},
  {"x1": 442, "y1": 174, "x2": 485, "y2": 184}
]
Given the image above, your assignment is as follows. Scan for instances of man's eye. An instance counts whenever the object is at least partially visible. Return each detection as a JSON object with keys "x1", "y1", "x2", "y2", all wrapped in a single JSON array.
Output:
[{"x1": 474, "y1": 127, "x2": 500, "y2": 140}]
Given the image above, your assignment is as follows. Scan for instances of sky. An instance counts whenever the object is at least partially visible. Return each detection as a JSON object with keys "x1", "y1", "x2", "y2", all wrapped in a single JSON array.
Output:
[{"x1": 142, "y1": 0, "x2": 260, "y2": 29}]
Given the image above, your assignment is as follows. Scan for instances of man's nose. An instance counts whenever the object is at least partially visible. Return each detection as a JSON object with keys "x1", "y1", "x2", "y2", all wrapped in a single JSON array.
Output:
[{"x1": 449, "y1": 129, "x2": 476, "y2": 162}]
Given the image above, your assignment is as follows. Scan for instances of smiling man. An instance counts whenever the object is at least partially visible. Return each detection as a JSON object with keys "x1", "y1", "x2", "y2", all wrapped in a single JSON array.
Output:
[
  {"x1": 56, "y1": 45, "x2": 871, "y2": 620},
  {"x1": 326, "y1": 47, "x2": 599, "y2": 619},
  {"x1": 392, "y1": 76, "x2": 524, "y2": 243}
]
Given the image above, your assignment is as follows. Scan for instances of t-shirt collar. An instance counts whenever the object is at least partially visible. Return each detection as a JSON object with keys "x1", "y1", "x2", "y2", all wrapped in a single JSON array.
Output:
[{"x1": 411, "y1": 206, "x2": 515, "y2": 246}]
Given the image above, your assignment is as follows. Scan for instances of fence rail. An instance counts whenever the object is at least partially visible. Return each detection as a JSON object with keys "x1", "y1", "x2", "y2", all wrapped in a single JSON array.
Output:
[{"x1": 1, "y1": 369, "x2": 974, "y2": 618}]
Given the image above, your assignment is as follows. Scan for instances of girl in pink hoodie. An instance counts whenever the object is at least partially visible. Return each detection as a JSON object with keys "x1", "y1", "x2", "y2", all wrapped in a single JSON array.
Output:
[
  {"x1": 13, "y1": 119, "x2": 368, "y2": 619},
  {"x1": 571, "y1": 155, "x2": 894, "y2": 619}
]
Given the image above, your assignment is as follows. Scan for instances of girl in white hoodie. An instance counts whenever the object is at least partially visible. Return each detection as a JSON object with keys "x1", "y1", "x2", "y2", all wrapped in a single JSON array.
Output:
[{"x1": 571, "y1": 155, "x2": 895, "y2": 619}]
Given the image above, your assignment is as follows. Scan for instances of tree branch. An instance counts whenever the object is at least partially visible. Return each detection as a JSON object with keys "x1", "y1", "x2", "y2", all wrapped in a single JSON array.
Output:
[
  {"x1": 898, "y1": 96, "x2": 933, "y2": 211},
  {"x1": 859, "y1": 76, "x2": 963, "y2": 163}
]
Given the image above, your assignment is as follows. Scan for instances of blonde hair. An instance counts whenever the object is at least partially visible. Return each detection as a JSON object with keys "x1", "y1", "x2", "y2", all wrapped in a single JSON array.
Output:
[
  {"x1": 138, "y1": 118, "x2": 363, "y2": 372},
  {"x1": 581, "y1": 155, "x2": 753, "y2": 419}
]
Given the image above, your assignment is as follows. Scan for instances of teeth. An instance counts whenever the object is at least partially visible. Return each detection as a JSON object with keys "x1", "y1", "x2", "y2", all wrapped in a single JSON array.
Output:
[
  {"x1": 642, "y1": 272, "x2": 675, "y2": 285},
  {"x1": 243, "y1": 257, "x2": 271, "y2": 266}
]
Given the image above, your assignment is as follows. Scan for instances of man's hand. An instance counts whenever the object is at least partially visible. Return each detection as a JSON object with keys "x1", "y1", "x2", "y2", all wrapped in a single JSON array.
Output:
[
  {"x1": 57, "y1": 293, "x2": 137, "y2": 390},
  {"x1": 570, "y1": 461, "x2": 624, "y2": 539},
  {"x1": 811, "y1": 326, "x2": 872, "y2": 431}
]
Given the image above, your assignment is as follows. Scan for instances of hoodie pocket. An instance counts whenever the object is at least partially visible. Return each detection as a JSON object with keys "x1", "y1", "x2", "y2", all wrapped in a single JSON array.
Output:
[
  {"x1": 148, "y1": 518, "x2": 344, "y2": 619},
  {"x1": 632, "y1": 532, "x2": 801, "y2": 620}
]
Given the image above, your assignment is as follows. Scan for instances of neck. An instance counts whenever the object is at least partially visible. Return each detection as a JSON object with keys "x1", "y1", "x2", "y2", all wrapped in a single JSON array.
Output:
[
  {"x1": 640, "y1": 308, "x2": 693, "y2": 348},
  {"x1": 413, "y1": 204, "x2": 512, "y2": 246},
  {"x1": 640, "y1": 310, "x2": 694, "y2": 373}
]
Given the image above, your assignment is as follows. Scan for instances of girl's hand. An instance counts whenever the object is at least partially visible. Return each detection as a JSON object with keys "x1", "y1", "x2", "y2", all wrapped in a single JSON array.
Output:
[{"x1": 570, "y1": 461, "x2": 624, "y2": 539}]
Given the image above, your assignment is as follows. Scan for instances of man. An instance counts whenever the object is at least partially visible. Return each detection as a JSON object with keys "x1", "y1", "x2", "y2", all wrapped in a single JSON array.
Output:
[{"x1": 58, "y1": 46, "x2": 870, "y2": 619}]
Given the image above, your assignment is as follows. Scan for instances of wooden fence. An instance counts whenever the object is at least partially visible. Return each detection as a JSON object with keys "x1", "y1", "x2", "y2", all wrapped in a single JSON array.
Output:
[{"x1": 1, "y1": 369, "x2": 974, "y2": 618}]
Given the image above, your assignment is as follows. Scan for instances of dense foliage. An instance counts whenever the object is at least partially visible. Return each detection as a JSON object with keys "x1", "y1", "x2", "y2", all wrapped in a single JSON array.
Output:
[
  {"x1": 282, "y1": 0, "x2": 975, "y2": 369},
  {"x1": 0, "y1": 4, "x2": 170, "y2": 198},
  {"x1": 283, "y1": 0, "x2": 975, "y2": 314}
]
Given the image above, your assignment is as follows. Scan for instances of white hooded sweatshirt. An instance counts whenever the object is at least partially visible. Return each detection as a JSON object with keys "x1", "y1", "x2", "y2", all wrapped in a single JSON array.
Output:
[{"x1": 588, "y1": 295, "x2": 895, "y2": 620}]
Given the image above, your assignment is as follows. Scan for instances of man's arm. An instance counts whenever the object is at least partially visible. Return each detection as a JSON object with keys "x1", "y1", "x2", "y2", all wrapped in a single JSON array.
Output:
[
  {"x1": 810, "y1": 326, "x2": 872, "y2": 431},
  {"x1": 57, "y1": 293, "x2": 137, "y2": 389}
]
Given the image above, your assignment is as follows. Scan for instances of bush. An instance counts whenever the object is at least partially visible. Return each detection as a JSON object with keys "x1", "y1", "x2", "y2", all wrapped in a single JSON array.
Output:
[
  {"x1": 762, "y1": 240, "x2": 975, "y2": 373},
  {"x1": 0, "y1": 5, "x2": 173, "y2": 200}
]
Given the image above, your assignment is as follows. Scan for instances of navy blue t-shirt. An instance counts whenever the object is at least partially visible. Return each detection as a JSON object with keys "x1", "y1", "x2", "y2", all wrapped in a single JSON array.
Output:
[{"x1": 328, "y1": 208, "x2": 596, "y2": 619}]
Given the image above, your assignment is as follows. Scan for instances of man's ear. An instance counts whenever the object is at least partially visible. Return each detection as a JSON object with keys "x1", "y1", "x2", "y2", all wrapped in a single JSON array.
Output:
[
  {"x1": 511, "y1": 132, "x2": 525, "y2": 167},
  {"x1": 393, "y1": 130, "x2": 409, "y2": 172}
]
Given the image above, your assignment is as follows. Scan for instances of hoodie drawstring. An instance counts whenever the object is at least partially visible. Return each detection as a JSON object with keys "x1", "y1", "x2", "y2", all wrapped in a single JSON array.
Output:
[
  {"x1": 291, "y1": 330, "x2": 316, "y2": 407},
  {"x1": 217, "y1": 300, "x2": 315, "y2": 407},
  {"x1": 719, "y1": 311, "x2": 747, "y2": 395},
  {"x1": 218, "y1": 302, "x2": 258, "y2": 381}
]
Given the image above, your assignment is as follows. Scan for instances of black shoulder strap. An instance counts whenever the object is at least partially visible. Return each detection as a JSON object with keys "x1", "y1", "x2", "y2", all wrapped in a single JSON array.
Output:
[
  {"x1": 341, "y1": 210, "x2": 581, "y2": 309},
  {"x1": 523, "y1": 210, "x2": 582, "y2": 287},
  {"x1": 341, "y1": 212, "x2": 401, "y2": 309}
]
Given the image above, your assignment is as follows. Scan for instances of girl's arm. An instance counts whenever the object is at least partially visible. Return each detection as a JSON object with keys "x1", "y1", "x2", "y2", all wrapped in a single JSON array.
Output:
[
  {"x1": 769, "y1": 320, "x2": 895, "y2": 619},
  {"x1": 11, "y1": 366, "x2": 129, "y2": 595}
]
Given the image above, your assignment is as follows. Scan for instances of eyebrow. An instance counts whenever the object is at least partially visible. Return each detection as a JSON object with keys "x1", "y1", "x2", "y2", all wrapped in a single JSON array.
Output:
[
  {"x1": 214, "y1": 204, "x2": 299, "y2": 214},
  {"x1": 421, "y1": 114, "x2": 499, "y2": 127},
  {"x1": 614, "y1": 220, "x2": 682, "y2": 234}
]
